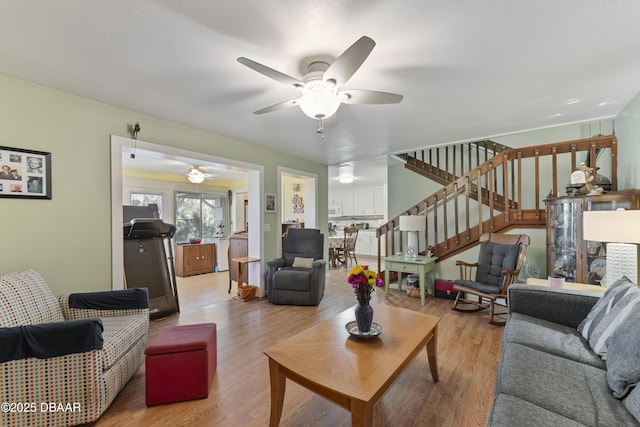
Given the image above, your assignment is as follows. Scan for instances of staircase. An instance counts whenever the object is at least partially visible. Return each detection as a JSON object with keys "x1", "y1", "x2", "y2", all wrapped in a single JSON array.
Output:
[
  {"x1": 400, "y1": 140, "x2": 513, "y2": 211},
  {"x1": 375, "y1": 135, "x2": 618, "y2": 273}
]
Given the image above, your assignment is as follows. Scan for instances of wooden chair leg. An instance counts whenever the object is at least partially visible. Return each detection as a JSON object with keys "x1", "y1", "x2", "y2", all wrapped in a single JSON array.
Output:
[
  {"x1": 488, "y1": 299, "x2": 507, "y2": 326},
  {"x1": 452, "y1": 289, "x2": 462, "y2": 310}
]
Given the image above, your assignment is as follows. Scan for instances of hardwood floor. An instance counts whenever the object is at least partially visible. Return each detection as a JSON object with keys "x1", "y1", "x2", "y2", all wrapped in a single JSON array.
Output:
[{"x1": 90, "y1": 257, "x2": 503, "y2": 427}]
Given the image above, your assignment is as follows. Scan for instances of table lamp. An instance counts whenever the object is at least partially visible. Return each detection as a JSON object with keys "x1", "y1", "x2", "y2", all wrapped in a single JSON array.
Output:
[
  {"x1": 399, "y1": 215, "x2": 426, "y2": 257},
  {"x1": 582, "y1": 209, "x2": 640, "y2": 287}
]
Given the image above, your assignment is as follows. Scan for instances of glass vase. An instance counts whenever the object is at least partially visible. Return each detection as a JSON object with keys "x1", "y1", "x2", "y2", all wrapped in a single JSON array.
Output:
[{"x1": 355, "y1": 292, "x2": 374, "y2": 333}]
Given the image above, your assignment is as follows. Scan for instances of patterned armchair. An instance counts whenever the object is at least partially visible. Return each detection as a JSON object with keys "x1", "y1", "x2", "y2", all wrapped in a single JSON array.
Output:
[{"x1": 0, "y1": 269, "x2": 149, "y2": 427}]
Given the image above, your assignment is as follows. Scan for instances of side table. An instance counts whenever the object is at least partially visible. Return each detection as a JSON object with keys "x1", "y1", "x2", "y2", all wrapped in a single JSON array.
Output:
[
  {"x1": 384, "y1": 255, "x2": 438, "y2": 305},
  {"x1": 230, "y1": 256, "x2": 261, "y2": 301}
]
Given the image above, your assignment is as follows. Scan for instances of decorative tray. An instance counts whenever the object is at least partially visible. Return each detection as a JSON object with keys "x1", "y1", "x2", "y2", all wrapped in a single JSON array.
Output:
[{"x1": 345, "y1": 321, "x2": 383, "y2": 339}]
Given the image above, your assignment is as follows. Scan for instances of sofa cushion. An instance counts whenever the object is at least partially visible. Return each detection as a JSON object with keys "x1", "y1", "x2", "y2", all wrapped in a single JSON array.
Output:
[
  {"x1": 489, "y1": 394, "x2": 585, "y2": 427},
  {"x1": 577, "y1": 276, "x2": 640, "y2": 359},
  {"x1": 273, "y1": 268, "x2": 312, "y2": 291},
  {"x1": 0, "y1": 269, "x2": 64, "y2": 327},
  {"x1": 505, "y1": 312, "x2": 605, "y2": 369},
  {"x1": 496, "y1": 343, "x2": 638, "y2": 426},
  {"x1": 607, "y1": 309, "x2": 640, "y2": 398},
  {"x1": 99, "y1": 314, "x2": 148, "y2": 370},
  {"x1": 624, "y1": 384, "x2": 640, "y2": 423}
]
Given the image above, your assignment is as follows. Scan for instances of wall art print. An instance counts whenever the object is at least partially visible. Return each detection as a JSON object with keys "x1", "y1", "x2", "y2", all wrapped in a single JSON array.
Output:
[{"x1": 0, "y1": 146, "x2": 52, "y2": 199}]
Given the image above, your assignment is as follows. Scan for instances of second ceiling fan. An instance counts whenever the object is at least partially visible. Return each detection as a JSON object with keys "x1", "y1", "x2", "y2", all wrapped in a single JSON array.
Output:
[{"x1": 238, "y1": 36, "x2": 403, "y2": 122}]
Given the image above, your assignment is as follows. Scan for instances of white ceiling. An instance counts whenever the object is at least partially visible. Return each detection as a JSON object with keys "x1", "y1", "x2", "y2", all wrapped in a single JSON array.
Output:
[
  {"x1": 123, "y1": 146, "x2": 250, "y2": 182},
  {"x1": 2, "y1": 1, "x2": 640, "y2": 179}
]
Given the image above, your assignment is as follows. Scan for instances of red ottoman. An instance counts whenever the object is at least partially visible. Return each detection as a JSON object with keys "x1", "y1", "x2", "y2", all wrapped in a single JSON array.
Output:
[{"x1": 145, "y1": 323, "x2": 217, "y2": 406}]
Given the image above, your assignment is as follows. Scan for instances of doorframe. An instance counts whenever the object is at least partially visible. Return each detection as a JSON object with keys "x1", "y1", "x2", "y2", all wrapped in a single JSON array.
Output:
[
  {"x1": 276, "y1": 166, "x2": 318, "y2": 255},
  {"x1": 111, "y1": 135, "x2": 264, "y2": 290}
]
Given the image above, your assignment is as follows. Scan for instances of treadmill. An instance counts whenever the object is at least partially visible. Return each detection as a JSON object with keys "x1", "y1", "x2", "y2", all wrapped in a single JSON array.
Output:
[{"x1": 123, "y1": 205, "x2": 179, "y2": 319}]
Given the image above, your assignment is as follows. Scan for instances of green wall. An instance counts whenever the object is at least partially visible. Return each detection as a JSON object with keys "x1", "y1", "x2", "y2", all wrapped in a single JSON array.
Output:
[
  {"x1": 616, "y1": 91, "x2": 640, "y2": 190},
  {"x1": 0, "y1": 74, "x2": 327, "y2": 294},
  {"x1": 387, "y1": 119, "x2": 627, "y2": 281}
]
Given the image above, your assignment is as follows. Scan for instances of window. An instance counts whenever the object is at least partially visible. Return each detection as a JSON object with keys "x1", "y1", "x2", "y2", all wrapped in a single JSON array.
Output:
[
  {"x1": 175, "y1": 191, "x2": 228, "y2": 243},
  {"x1": 130, "y1": 192, "x2": 163, "y2": 218}
]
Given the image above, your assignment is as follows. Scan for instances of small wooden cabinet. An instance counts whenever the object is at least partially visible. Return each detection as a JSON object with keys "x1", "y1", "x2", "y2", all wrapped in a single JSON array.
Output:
[
  {"x1": 175, "y1": 243, "x2": 216, "y2": 277},
  {"x1": 546, "y1": 190, "x2": 640, "y2": 284}
]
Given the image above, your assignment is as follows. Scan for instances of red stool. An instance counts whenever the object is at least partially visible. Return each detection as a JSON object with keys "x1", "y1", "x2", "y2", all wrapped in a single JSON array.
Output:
[{"x1": 145, "y1": 323, "x2": 217, "y2": 406}]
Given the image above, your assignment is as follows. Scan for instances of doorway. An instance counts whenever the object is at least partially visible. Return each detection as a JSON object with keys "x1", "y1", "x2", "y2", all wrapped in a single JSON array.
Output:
[
  {"x1": 277, "y1": 167, "x2": 318, "y2": 254},
  {"x1": 111, "y1": 135, "x2": 264, "y2": 292}
]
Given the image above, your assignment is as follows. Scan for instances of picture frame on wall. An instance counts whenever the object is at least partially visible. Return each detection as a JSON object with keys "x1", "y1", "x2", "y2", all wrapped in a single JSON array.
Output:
[
  {"x1": 265, "y1": 193, "x2": 277, "y2": 213},
  {"x1": 0, "y1": 146, "x2": 52, "y2": 199}
]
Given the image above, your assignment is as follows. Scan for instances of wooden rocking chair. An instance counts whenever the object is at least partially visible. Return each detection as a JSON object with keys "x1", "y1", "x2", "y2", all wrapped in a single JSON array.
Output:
[{"x1": 452, "y1": 232, "x2": 530, "y2": 326}]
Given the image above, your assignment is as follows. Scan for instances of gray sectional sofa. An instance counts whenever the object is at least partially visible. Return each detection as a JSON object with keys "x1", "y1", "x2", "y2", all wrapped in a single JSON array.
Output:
[{"x1": 488, "y1": 283, "x2": 640, "y2": 426}]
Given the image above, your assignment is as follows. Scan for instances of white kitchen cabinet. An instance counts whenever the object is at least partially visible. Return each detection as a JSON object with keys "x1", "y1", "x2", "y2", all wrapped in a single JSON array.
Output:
[
  {"x1": 329, "y1": 189, "x2": 342, "y2": 207},
  {"x1": 373, "y1": 186, "x2": 386, "y2": 216},
  {"x1": 341, "y1": 188, "x2": 355, "y2": 216},
  {"x1": 355, "y1": 234, "x2": 370, "y2": 255},
  {"x1": 329, "y1": 185, "x2": 385, "y2": 219},
  {"x1": 352, "y1": 187, "x2": 374, "y2": 215},
  {"x1": 354, "y1": 231, "x2": 380, "y2": 256}
]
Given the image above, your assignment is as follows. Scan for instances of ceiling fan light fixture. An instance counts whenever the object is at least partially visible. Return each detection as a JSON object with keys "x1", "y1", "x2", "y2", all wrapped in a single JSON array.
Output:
[
  {"x1": 298, "y1": 81, "x2": 341, "y2": 120},
  {"x1": 187, "y1": 168, "x2": 206, "y2": 184}
]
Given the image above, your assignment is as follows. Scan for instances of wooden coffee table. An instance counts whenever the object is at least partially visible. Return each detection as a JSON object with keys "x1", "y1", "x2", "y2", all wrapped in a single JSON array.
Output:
[{"x1": 263, "y1": 304, "x2": 440, "y2": 426}]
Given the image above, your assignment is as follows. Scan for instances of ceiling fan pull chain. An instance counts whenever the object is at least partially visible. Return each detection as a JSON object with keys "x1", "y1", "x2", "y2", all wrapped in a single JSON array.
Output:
[{"x1": 317, "y1": 119, "x2": 325, "y2": 138}]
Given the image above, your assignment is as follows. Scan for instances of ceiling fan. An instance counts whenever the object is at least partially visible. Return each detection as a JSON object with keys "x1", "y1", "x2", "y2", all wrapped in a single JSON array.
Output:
[
  {"x1": 237, "y1": 36, "x2": 403, "y2": 123},
  {"x1": 186, "y1": 166, "x2": 213, "y2": 184}
]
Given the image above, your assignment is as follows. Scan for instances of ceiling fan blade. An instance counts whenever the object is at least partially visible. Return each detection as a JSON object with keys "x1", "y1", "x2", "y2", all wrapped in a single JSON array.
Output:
[
  {"x1": 253, "y1": 98, "x2": 300, "y2": 115},
  {"x1": 237, "y1": 57, "x2": 304, "y2": 88},
  {"x1": 340, "y1": 89, "x2": 403, "y2": 105},
  {"x1": 323, "y1": 36, "x2": 376, "y2": 87}
]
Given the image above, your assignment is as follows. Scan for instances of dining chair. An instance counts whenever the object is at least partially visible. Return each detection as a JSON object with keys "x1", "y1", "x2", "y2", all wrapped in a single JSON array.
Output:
[{"x1": 335, "y1": 226, "x2": 359, "y2": 266}]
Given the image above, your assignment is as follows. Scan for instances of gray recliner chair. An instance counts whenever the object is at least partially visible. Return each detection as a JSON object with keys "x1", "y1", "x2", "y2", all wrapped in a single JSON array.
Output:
[{"x1": 267, "y1": 228, "x2": 326, "y2": 305}]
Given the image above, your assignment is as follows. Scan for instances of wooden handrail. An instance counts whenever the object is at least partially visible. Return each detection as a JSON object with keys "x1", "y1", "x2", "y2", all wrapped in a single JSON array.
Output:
[{"x1": 376, "y1": 135, "x2": 617, "y2": 273}]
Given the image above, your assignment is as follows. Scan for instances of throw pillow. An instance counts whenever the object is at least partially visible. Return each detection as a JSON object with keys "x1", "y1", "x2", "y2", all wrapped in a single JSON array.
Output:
[
  {"x1": 292, "y1": 257, "x2": 314, "y2": 268},
  {"x1": 577, "y1": 276, "x2": 640, "y2": 359},
  {"x1": 607, "y1": 309, "x2": 640, "y2": 398}
]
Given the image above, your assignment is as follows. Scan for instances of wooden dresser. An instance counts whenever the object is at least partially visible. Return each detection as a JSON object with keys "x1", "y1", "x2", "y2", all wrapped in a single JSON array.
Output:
[
  {"x1": 174, "y1": 243, "x2": 216, "y2": 277},
  {"x1": 228, "y1": 233, "x2": 248, "y2": 288}
]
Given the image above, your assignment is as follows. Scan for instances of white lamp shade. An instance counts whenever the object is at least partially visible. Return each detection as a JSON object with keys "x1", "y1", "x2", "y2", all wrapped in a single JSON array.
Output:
[
  {"x1": 583, "y1": 209, "x2": 640, "y2": 287},
  {"x1": 583, "y1": 210, "x2": 640, "y2": 243},
  {"x1": 399, "y1": 215, "x2": 426, "y2": 231}
]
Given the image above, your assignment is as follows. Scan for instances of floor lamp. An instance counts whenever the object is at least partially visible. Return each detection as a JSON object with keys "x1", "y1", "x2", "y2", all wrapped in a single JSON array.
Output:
[
  {"x1": 399, "y1": 215, "x2": 425, "y2": 257},
  {"x1": 583, "y1": 209, "x2": 640, "y2": 287}
]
